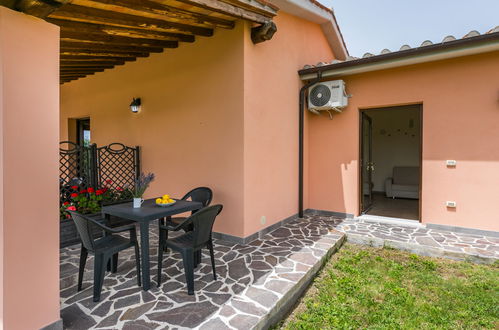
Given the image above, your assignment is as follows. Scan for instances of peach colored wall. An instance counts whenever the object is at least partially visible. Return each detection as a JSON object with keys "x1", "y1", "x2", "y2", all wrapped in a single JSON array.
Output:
[
  {"x1": 61, "y1": 23, "x2": 246, "y2": 237},
  {"x1": 0, "y1": 7, "x2": 61, "y2": 329},
  {"x1": 242, "y1": 12, "x2": 334, "y2": 236},
  {"x1": 308, "y1": 51, "x2": 499, "y2": 231}
]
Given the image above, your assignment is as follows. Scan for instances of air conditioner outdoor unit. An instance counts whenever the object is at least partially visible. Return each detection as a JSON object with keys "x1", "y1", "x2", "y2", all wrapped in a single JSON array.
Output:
[{"x1": 308, "y1": 80, "x2": 348, "y2": 114}]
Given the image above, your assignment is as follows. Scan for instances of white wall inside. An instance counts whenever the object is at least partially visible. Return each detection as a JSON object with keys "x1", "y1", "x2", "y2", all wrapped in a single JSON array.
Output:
[{"x1": 365, "y1": 105, "x2": 421, "y2": 192}]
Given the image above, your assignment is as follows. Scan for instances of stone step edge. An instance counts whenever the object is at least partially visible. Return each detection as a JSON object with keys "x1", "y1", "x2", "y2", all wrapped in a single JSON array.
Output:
[
  {"x1": 346, "y1": 234, "x2": 497, "y2": 264},
  {"x1": 254, "y1": 233, "x2": 347, "y2": 330}
]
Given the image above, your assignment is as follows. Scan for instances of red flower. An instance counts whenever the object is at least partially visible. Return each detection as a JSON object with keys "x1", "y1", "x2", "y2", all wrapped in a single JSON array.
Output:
[
  {"x1": 66, "y1": 206, "x2": 76, "y2": 211},
  {"x1": 102, "y1": 187, "x2": 108, "y2": 192},
  {"x1": 116, "y1": 187, "x2": 124, "y2": 192},
  {"x1": 95, "y1": 189, "x2": 103, "y2": 196},
  {"x1": 70, "y1": 193, "x2": 78, "y2": 198},
  {"x1": 105, "y1": 179, "x2": 113, "y2": 184},
  {"x1": 80, "y1": 189, "x2": 87, "y2": 194},
  {"x1": 87, "y1": 187, "x2": 95, "y2": 193},
  {"x1": 71, "y1": 185, "x2": 79, "y2": 190},
  {"x1": 63, "y1": 201, "x2": 70, "y2": 206}
]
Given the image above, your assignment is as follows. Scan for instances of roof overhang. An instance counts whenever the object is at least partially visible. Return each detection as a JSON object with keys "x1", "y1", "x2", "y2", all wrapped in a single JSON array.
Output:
[
  {"x1": 5, "y1": 0, "x2": 278, "y2": 84},
  {"x1": 299, "y1": 32, "x2": 499, "y2": 81},
  {"x1": 269, "y1": 0, "x2": 348, "y2": 60}
]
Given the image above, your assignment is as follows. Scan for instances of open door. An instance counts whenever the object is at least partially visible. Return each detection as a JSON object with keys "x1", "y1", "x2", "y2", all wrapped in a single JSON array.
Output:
[{"x1": 360, "y1": 112, "x2": 373, "y2": 213}]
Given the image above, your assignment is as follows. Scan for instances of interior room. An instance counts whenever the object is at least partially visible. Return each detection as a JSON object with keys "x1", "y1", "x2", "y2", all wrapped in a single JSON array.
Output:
[{"x1": 361, "y1": 105, "x2": 421, "y2": 220}]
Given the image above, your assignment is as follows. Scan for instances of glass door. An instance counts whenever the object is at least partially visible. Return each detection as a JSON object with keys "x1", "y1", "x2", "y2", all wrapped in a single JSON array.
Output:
[{"x1": 361, "y1": 112, "x2": 374, "y2": 213}]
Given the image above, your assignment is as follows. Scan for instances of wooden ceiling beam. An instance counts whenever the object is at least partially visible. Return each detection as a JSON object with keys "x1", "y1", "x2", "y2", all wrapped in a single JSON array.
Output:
[
  {"x1": 175, "y1": 0, "x2": 275, "y2": 24},
  {"x1": 61, "y1": 60, "x2": 125, "y2": 66},
  {"x1": 61, "y1": 40, "x2": 170, "y2": 53},
  {"x1": 61, "y1": 65, "x2": 115, "y2": 69},
  {"x1": 49, "y1": 4, "x2": 214, "y2": 36},
  {"x1": 14, "y1": 0, "x2": 70, "y2": 18},
  {"x1": 60, "y1": 55, "x2": 137, "y2": 61},
  {"x1": 61, "y1": 49, "x2": 150, "y2": 57},
  {"x1": 61, "y1": 31, "x2": 180, "y2": 48},
  {"x1": 70, "y1": 0, "x2": 235, "y2": 29},
  {"x1": 48, "y1": 18, "x2": 195, "y2": 43}
]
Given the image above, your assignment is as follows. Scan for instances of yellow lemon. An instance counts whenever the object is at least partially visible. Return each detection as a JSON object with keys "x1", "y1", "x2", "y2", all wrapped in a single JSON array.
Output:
[
  {"x1": 162, "y1": 194, "x2": 170, "y2": 199},
  {"x1": 168, "y1": 199, "x2": 174, "y2": 203},
  {"x1": 156, "y1": 198, "x2": 162, "y2": 204}
]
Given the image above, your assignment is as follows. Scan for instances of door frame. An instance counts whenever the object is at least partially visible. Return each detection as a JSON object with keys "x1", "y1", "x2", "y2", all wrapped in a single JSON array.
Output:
[{"x1": 358, "y1": 104, "x2": 423, "y2": 222}]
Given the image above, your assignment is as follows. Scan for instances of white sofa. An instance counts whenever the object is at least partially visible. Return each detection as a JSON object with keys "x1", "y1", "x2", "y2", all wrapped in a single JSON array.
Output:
[{"x1": 385, "y1": 166, "x2": 419, "y2": 199}]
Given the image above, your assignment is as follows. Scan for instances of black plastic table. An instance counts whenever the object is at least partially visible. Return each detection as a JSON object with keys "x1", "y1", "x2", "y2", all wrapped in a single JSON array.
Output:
[{"x1": 101, "y1": 198, "x2": 203, "y2": 291}]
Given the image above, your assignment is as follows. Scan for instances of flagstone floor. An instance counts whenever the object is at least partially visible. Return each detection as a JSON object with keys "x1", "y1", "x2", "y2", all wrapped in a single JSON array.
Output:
[
  {"x1": 60, "y1": 214, "x2": 499, "y2": 329},
  {"x1": 59, "y1": 216, "x2": 345, "y2": 330}
]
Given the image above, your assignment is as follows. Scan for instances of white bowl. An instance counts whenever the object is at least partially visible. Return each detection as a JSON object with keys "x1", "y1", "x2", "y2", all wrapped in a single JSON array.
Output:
[{"x1": 156, "y1": 200, "x2": 176, "y2": 207}]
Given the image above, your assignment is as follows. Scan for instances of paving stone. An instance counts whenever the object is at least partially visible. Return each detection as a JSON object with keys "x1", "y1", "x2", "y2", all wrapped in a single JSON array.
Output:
[
  {"x1": 122, "y1": 319, "x2": 160, "y2": 330},
  {"x1": 219, "y1": 305, "x2": 236, "y2": 317},
  {"x1": 95, "y1": 310, "x2": 121, "y2": 328},
  {"x1": 231, "y1": 299, "x2": 266, "y2": 316},
  {"x1": 120, "y1": 301, "x2": 155, "y2": 321},
  {"x1": 264, "y1": 279, "x2": 294, "y2": 294},
  {"x1": 229, "y1": 314, "x2": 259, "y2": 330},
  {"x1": 416, "y1": 236, "x2": 441, "y2": 248},
  {"x1": 61, "y1": 304, "x2": 97, "y2": 330},
  {"x1": 245, "y1": 286, "x2": 279, "y2": 308},
  {"x1": 205, "y1": 292, "x2": 232, "y2": 305},
  {"x1": 199, "y1": 318, "x2": 232, "y2": 330},
  {"x1": 147, "y1": 301, "x2": 218, "y2": 327},
  {"x1": 227, "y1": 258, "x2": 250, "y2": 280},
  {"x1": 114, "y1": 294, "x2": 141, "y2": 310}
]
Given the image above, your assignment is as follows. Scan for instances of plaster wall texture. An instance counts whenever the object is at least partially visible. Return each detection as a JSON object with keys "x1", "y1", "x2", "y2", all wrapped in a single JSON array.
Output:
[
  {"x1": 308, "y1": 51, "x2": 499, "y2": 231},
  {"x1": 0, "y1": 7, "x2": 60, "y2": 329}
]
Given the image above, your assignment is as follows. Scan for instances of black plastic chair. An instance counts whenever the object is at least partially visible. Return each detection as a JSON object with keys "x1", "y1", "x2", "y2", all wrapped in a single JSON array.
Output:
[
  {"x1": 69, "y1": 211, "x2": 141, "y2": 302},
  {"x1": 157, "y1": 204, "x2": 223, "y2": 295},
  {"x1": 159, "y1": 187, "x2": 213, "y2": 258}
]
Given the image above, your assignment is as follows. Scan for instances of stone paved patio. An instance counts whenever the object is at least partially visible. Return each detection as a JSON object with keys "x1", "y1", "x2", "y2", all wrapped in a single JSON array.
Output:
[
  {"x1": 60, "y1": 216, "x2": 345, "y2": 329},
  {"x1": 328, "y1": 215, "x2": 499, "y2": 263},
  {"x1": 60, "y1": 214, "x2": 499, "y2": 329}
]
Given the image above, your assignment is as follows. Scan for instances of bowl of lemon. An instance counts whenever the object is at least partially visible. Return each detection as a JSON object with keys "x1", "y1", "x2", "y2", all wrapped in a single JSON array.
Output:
[{"x1": 156, "y1": 195, "x2": 176, "y2": 207}]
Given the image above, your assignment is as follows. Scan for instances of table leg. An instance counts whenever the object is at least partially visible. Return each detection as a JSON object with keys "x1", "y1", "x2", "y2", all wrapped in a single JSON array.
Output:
[
  {"x1": 139, "y1": 221, "x2": 151, "y2": 291},
  {"x1": 105, "y1": 214, "x2": 112, "y2": 272}
]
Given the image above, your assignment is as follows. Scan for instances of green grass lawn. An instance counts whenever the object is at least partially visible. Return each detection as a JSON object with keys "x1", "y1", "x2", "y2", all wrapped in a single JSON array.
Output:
[{"x1": 278, "y1": 243, "x2": 499, "y2": 329}]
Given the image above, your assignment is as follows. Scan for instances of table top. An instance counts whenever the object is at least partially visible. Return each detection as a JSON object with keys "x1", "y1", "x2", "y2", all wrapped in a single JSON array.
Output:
[{"x1": 101, "y1": 198, "x2": 203, "y2": 222}]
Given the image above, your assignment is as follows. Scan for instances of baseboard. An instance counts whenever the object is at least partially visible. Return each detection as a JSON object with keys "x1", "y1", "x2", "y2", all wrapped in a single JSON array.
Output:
[
  {"x1": 40, "y1": 319, "x2": 63, "y2": 330},
  {"x1": 213, "y1": 213, "x2": 301, "y2": 245},
  {"x1": 304, "y1": 208, "x2": 354, "y2": 219},
  {"x1": 212, "y1": 209, "x2": 354, "y2": 245},
  {"x1": 426, "y1": 223, "x2": 499, "y2": 238}
]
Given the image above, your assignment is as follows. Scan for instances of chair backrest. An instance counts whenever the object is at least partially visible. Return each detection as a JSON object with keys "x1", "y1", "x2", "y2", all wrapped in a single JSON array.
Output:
[
  {"x1": 69, "y1": 211, "x2": 97, "y2": 251},
  {"x1": 182, "y1": 187, "x2": 213, "y2": 210},
  {"x1": 189, "y1": 204, "x2": 223, "y2": 248}
]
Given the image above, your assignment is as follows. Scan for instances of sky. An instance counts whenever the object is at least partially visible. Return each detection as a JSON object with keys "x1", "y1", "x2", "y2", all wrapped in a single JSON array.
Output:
[{"x1": 317, "y1": 0, "x2": 499, "y2": 57}]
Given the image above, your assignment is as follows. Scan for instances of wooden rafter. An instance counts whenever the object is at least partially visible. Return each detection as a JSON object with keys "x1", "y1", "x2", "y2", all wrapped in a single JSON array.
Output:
[{"x1": 10, "y1": 0, "x2": 277, "y2": 83}]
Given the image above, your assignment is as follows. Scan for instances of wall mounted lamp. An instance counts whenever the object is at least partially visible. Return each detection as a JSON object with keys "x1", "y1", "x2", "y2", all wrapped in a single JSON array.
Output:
[{"x1": 130, "y1": 97, "x2": 141, "y2": 113}]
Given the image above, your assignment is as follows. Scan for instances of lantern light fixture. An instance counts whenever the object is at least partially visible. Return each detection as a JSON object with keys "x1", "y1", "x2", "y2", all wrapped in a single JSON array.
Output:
[{"x1": 130, "y1": 97, "x2": 141, "y2": 113}]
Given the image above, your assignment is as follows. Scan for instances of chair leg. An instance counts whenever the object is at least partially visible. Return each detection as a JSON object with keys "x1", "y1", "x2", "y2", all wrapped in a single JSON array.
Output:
[
  {"x1": 208, "y1": 240, "x2": 217, "y2": 281},
  {"x1": 157, "y1": 241, "x2": 164, "y2": 287},
  {"x1": 93, "y1": 254, "x2": 107, "y2": 302},
  {"x1": 111, "y1": 253, "x2": 118, "y2": 273},
  {"x1": 182, "y1": 251, "x2": 195, "y2": 295},
  {"x1": 78, "y1": 246, "x2": 88, "y2": 291},
  {"x1": 163, "y1": 229, "x2": 169, "y2": 252},
  {"x1": 194, "y1": 250, "x2": 201, "y2": 268},
  {"x1": 134, "y1": 242, "x2": 141, "y2": 287}
]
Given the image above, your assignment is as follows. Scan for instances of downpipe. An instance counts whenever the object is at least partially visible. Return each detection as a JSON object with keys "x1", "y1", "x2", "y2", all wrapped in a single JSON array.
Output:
[{"x1": 299, "y1": 72, "x2": 322, "y2": 218}]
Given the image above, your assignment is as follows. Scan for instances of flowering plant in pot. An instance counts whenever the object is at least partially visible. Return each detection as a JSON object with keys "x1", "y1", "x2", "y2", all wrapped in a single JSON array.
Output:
[
  {"x1": 131, "y1": 172, "x2": 155, "y2": 208},
  {"x1": 60, "y1": 186, "x2": 109, "y2": 218}
]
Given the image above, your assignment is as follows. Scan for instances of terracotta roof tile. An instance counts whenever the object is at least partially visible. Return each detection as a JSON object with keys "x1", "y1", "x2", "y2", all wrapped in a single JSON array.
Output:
[{"x1": 302, "y1": 26, "x2": 499, "y2": 69}]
